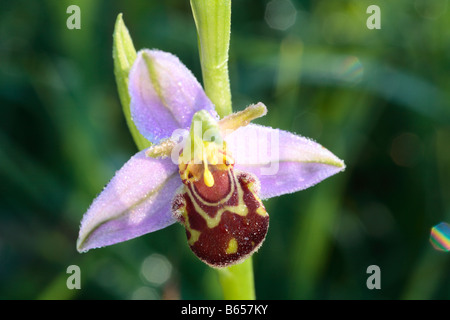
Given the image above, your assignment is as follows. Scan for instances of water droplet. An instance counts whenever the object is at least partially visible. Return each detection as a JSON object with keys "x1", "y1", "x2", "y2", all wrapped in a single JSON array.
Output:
[
  {"x1": 140, "y1": 253, "x2": 173, "y2": 286},
  {"x1": 430, "y1": 222, "x2": 450, "y2": 252},
  {"x1": 265, "y1": 0, "x2": 297, "y2": 31},
  {"x1": 131, "y1": 286, "x2": 159, "y2": 300}
]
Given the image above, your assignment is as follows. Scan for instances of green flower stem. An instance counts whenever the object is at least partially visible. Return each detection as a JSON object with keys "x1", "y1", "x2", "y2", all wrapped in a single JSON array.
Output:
[
  {"x1": 190, "y1": 0, "x2": 256, "y2": 300},
  {"x1": 217, "y1": 257, "x2": 256, "y2": 300},
  {"x1": 190, "y1": 0, "x2": 232, "y2": 119},
  {"x1": 113, "y1": 14, "x2": 151, "y2": 151}
]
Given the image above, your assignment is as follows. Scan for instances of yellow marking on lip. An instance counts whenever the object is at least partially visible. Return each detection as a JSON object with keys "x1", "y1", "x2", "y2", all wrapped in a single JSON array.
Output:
[
  {"x1": 256, "y1": 207, "x2": 267, "y2": 217},
  {"x1": 226, "y1": 238, "x2": 238, "y2": 254},
  {"x1": 175, "y1": 193, "x2": 202, "y2": 246},
  {"x1": 187, "y1": 229, "x2": 201, "y2": 246}
]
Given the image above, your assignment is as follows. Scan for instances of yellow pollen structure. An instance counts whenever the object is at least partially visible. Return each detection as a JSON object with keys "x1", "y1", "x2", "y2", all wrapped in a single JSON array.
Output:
[
  {"x1": 203, "y1": 165, "x2": 214, "y2": 187},
  {"x1": 226, "y1": 238, "x2": 238, "y2": 254},
  {"x1": 205, "y1": 142, "x2": 218, "y2": 165},
  {"x1": 202, "y1": 145, "x2": 215, "y2": 187},
  {"x1": 179, "y1": 139, "x2": 235, "y2": 189}
]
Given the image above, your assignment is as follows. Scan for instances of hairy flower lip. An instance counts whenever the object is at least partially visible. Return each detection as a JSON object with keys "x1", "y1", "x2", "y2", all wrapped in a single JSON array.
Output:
[{"x1": 77, "y1": 48, "x2": 345, "y2": 264}]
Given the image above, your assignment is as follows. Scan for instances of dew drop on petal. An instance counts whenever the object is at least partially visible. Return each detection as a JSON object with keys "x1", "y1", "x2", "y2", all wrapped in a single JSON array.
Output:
[{"x1": 430, "y1": 222, "x2": 450, "y2": 252}]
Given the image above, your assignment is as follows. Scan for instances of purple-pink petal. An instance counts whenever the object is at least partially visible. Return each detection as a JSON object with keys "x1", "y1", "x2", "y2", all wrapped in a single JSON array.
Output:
[
  {"x1": 129, "y1": 49, "x2": 217, "y2": 144},
  {"x1": 77, "y1": 150, "x2": 180, "y2": 252},
  {"x1": 226, "y1": 124, "x2": 345, "y2": 199}
]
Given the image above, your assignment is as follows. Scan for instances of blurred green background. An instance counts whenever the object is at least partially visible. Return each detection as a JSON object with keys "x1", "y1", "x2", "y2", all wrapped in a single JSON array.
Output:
[{"x1": 1, "y1": 0, "x2": 449, "y2": 299}]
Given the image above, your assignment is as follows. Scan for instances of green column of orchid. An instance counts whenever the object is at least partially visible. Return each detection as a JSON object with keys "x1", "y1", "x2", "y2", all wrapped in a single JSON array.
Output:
[{"x1": 190, "y1": 0, "x2": 256, "y2": 300}]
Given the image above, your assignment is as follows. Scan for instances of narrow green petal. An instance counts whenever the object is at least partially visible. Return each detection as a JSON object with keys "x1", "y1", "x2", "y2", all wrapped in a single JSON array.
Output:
[{"x1": 113, "y1": 13, "x2": 151, "y2": 151}]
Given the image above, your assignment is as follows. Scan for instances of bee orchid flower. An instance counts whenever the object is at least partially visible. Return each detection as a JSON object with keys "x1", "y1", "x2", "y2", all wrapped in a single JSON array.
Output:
[{"x1": 76, "y1": 49, "x2": 345, "y2": 267}]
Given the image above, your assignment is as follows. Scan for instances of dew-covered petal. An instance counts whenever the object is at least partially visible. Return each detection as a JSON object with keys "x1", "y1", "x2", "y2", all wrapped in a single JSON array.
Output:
[
  {"x1": 129, "y1": 49, "x2": 216, "y2": 143},
  {"x1": 226, "y1": 124, "x2": 345, "y2": 199},
  {"x1": 77, "y1": 150, "x2": 180, "y2": 252}
]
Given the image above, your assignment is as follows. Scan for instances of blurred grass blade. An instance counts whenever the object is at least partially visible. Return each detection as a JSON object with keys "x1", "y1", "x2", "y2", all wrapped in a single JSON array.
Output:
[{"x1": 113, "y1": 13, "x2": 151, "y2": 151}]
